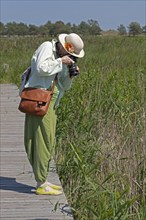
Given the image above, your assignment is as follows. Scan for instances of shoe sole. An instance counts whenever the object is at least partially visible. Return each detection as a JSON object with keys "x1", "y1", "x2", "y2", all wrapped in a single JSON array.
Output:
[{"x1": 36, "y1": 192, "x2": 62, "y2": 195}]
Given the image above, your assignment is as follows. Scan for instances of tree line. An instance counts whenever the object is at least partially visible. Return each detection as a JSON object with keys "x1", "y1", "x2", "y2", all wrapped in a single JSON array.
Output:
[{"x1": 0, "y1": 20, "x2": 145, "y2": 36}]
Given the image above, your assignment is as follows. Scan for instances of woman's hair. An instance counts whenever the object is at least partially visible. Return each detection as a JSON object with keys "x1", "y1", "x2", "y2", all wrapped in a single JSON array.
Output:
[{"x1": 55, "y1": 42, "x2": 69, "y2": 58}]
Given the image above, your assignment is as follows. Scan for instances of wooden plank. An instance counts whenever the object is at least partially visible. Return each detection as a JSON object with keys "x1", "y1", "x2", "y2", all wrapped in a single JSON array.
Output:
[{"x1": 0, "y1": 84, "x2": 74, "y2": 220}]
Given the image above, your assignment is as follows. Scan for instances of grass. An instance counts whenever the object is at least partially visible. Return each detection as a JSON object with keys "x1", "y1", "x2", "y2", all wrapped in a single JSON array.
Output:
[
  {"x1": 55, "y1": 36, "x2": 146, "y2": 219},
  {"x1": 0, "y1": 35, "x2": 146, "y2": 219}
]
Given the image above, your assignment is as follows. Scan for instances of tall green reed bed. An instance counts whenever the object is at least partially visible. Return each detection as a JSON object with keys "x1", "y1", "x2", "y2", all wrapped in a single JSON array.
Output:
[
  {"x1": 56, "y1": 36, "x2": 146, "y2": 219},
  {"x1": 0, "y1": 36, "x2": 145, "y2": 219},
  {"x1": 0, "y1": 36, "x2": 51, "y2": 85}
]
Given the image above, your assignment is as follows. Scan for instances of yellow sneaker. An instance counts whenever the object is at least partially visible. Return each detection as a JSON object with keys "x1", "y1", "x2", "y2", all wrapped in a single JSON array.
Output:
[
  {"x1": 36, "y1": 184, "x2": 62, "y2": 195},
  {"x1": 47, "y1": 181, "x2": 62, "y2": 190}
]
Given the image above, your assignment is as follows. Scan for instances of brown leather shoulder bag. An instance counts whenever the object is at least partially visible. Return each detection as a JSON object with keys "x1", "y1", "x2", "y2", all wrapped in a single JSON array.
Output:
[{"x1": 18, "y1": 78, "x2": 56, "y2": 117}]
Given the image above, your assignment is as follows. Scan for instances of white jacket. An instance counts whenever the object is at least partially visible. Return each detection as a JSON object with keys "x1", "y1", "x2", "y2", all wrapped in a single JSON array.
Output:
[{"x1": 24, "y1": 39, "x2": 72, "y2": 108}]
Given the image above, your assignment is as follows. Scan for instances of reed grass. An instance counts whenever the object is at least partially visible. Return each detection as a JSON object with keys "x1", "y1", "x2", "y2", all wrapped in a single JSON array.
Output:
[
  {"x1": 0, "y1": 35, "x2": 145, "y2": 219},
  {"x1": 56, "y1": 36, "x2": 146, "y2": 219}
]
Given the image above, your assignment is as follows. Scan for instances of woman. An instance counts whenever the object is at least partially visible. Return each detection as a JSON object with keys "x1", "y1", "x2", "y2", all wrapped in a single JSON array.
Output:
[{"x1": 23, "y1": 33, "x2": 85, "y2": 195}]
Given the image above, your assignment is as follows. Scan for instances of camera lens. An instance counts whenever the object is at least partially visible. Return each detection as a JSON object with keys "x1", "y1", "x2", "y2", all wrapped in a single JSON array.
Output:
[
  {"x1": 68, "y1": 63, "x2": 79, "y2": 77},
  {"x1": 68, "y1": 55, "x2": 79, "y2": 77}
]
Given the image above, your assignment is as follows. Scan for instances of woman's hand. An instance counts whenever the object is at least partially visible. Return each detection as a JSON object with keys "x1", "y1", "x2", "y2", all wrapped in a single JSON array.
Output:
[
  {"x1": 61, "y1": 55, "x2": 74, "y2": 65},
  {"x1": 76, "y1": 66, "x2": 80, "y2": 72}
]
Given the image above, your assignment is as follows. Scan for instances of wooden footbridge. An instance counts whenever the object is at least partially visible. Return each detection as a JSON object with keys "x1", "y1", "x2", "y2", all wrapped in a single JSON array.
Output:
[{"x1": 0, "y1": 84, "x2": 74, "y2": 220}]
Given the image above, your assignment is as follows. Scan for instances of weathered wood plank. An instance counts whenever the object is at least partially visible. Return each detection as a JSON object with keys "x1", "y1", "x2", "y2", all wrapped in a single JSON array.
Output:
[{"x1": 0, "y1": 84, "x2": 74, "y2": 220}]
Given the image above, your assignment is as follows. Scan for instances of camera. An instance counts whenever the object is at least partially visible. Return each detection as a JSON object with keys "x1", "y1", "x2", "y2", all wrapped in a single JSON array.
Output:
[{"x1": 68, "y1": 55, "x2": 79, "y2": 77}]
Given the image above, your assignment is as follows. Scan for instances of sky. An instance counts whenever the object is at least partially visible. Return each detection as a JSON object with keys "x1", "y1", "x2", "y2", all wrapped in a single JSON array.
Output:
[{"x1": 1, "y1": 0, "x2": 146, "y2": 31}]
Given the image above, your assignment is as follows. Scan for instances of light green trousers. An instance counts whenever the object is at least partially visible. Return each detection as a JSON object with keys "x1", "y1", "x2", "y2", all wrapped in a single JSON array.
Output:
[{"x1": 24, "y1": 99, "x2": 57, "y2": 182}]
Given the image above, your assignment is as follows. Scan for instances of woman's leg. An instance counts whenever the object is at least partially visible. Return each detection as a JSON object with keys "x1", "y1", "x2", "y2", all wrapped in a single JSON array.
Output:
[{"x1": 24, "y1": 100, "x2": 57, "y2": 183}]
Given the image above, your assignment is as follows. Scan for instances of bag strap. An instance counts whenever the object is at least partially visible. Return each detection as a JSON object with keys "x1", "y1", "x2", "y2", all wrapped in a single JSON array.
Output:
[
  {"x1": 26, "y1": 67, "x2": 31, "y2": 82},
  {"x1": 51, "y1": 74, "x2": 57, "y2": 93}
]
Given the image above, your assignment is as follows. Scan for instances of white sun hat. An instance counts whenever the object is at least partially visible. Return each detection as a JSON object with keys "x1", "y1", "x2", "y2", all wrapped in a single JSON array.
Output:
[{"x1": 58, "y1": 33, "x2": 85, "y2": 58}]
